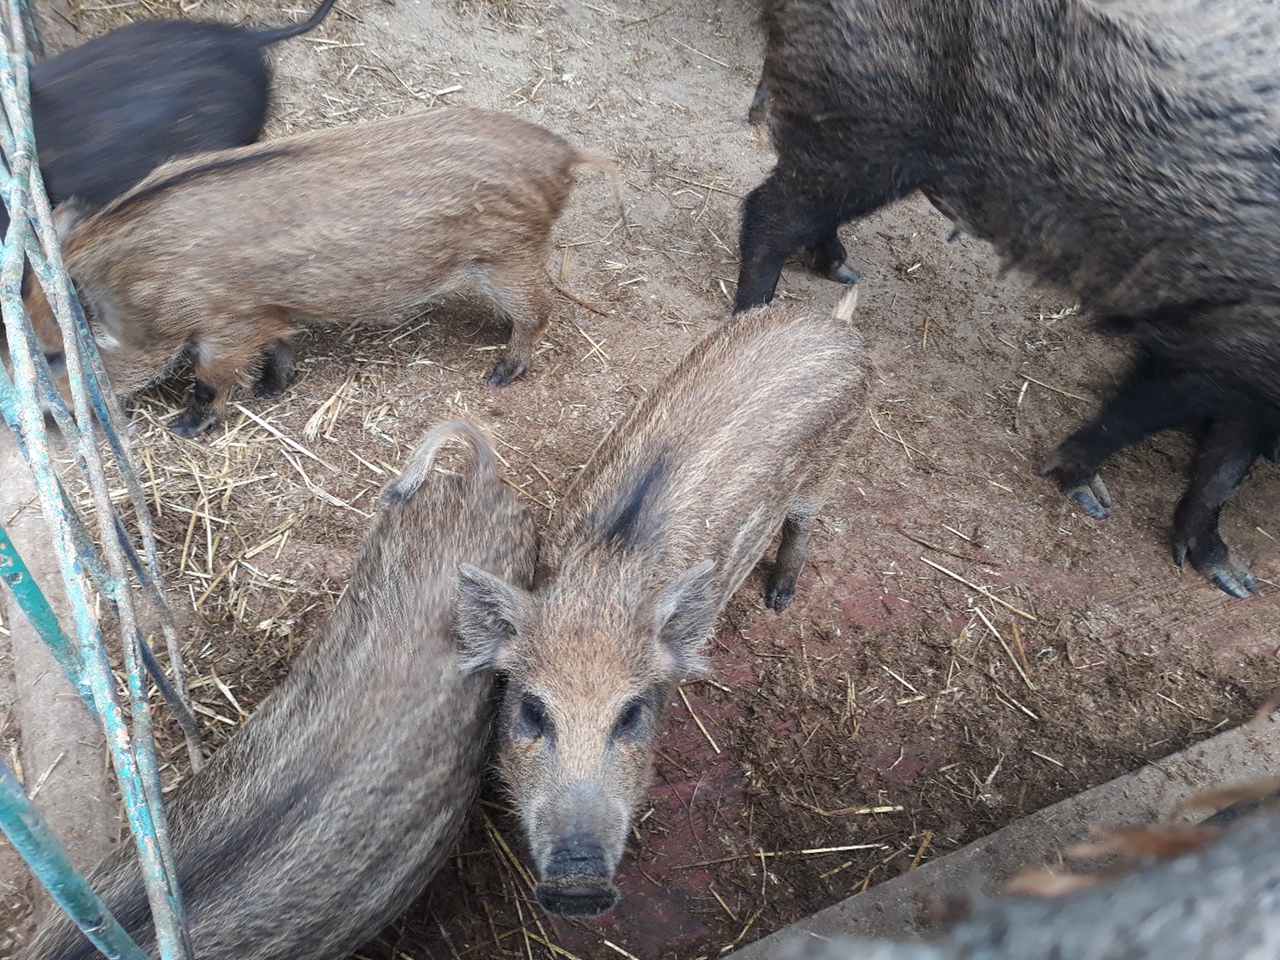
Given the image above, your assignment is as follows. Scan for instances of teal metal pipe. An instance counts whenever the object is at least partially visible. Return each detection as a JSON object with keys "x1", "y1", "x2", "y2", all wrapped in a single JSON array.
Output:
[
  {"x1": 0, "y1": 521, "x2": 96, "y2": 711},
  {"x1": 0, "y1": 760, "x2": 150, "y2": 960}
]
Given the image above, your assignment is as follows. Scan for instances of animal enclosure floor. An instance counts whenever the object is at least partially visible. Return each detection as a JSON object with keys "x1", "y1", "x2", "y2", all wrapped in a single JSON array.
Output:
[{"x1": 3, "y1": 0, "x2": 1278, "y2": 957}]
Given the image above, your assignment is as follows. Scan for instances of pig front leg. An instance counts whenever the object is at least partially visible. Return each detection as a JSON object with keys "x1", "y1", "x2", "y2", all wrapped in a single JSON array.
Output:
[
  {"x1": 734, "y1": 156, "x2": 903, "y2": 313},
  {"x1": 170, "y1": 375, "x2": 229, "y2": 438},
  {"x1": 172, "y1": 317, "x2": 291, "y2": 438}
]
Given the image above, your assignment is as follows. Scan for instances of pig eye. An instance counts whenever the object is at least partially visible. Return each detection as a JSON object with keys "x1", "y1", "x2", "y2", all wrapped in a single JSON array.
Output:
[
  {"x1": 516, "y1": 694, "x2": 550, "y2": 740},
  {"x1": 611, "y1": 699, "x2": 647, "y2": 742}
]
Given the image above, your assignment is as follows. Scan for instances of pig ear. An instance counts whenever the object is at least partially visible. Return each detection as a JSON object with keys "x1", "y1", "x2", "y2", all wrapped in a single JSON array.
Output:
[
  {"x1": 454, "y1": 562, "x2": 533, "y2": 673},
  {"x1": 52, "y1": 199, "x2": 92, "y2": 243},
  {"x1": 651, "y1": 559, "x2": 718, "y2": 677}
]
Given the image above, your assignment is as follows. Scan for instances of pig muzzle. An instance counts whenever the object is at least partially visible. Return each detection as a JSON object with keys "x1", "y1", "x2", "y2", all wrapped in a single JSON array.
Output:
[
  {"x1": 535, "y1": 837, "x2": 619, "y2": 917},
  {"x1": 535, "y1": 875, "x2": 620, "y2": 918}
]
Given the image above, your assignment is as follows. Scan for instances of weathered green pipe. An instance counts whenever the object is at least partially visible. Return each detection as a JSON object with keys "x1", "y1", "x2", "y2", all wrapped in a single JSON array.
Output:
[{"x1": 0, "y1": 760, "x2": 150, "y2": 960}]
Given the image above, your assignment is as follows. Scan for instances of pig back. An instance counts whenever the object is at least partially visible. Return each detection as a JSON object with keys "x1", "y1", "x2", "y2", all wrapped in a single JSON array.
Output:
[
  {"x1": 546, "y1": 304, "x2": 870, "y2": 594},
  {"x1": 21, "y1": 422, "x2": 537, "y2": 960}
]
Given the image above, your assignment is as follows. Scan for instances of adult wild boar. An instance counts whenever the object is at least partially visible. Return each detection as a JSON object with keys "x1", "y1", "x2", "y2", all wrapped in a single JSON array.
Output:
[
  {"x1": 738, "y1": 0, "x2": 1280, "y2": 597},
  {"x1": 28, "y1": 107, "x2": 619, "y2": 436},
  {"x1": 454, "y1": 294, "x2": 872, "y2": 917},
  {"x1": 19, "y1": 420, "x2": 536, "y2": 960}
]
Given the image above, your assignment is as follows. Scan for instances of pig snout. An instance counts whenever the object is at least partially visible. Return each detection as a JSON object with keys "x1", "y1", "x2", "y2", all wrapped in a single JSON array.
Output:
[
  {"x1": 528, "y1": 783, "x2": 630, "y2": 918},
  {"x1": 535, "y1": 835, "x2": 621, "y2": 918}
]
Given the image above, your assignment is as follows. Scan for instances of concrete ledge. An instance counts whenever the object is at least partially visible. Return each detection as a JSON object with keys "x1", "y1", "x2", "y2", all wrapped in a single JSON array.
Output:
[{"x1": 730, "y1": 716, "x2": 1280, "y2": 958}]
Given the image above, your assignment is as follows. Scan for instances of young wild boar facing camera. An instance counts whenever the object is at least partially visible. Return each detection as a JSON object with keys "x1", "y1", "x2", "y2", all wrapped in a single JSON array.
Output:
[
  {"x1": 29, "y1": 107, "x2": 619, "y2": 437},
  {"x1": 455, "y1": 295, "x2": 871, "y2": 918},
  {"x1": 739, "y1": 0, "x2": 1280, "y2": 598}
]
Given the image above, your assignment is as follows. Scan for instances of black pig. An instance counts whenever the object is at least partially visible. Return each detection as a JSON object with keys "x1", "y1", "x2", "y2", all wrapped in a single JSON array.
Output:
[
  {"x1": 8, "y1": 0, "x2": 337, "y2": 234},
  {"x1": 738, "y1": 0, "x2": 1280, "y2": 597}
]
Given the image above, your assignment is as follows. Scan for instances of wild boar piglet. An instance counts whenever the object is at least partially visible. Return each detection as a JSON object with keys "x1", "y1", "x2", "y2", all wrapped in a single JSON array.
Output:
[
  {"x1": 456, "y1": 292, "x2": 872, "y2": 917},
  {"x1": 29, "y1": 107, "x2": 619, "y2": 436},
  {"x1": 20, "y1": 419, "x2": 536, "y2": 960}
]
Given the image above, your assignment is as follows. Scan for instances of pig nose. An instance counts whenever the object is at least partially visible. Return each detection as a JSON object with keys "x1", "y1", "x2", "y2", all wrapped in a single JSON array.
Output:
[
  {"x1": 546, "y1": 836, "x2": 608, "y2": 878},
  {"x1": 535, "y1": 836, "x2": 619, "y2": 917},
  {"x1": 535, "y1": 876, "x2": 619, "y2": 918}
]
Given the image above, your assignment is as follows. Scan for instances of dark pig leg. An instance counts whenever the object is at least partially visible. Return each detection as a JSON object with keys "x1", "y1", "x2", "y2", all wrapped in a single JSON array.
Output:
[
  {"x1": 806, "y1": 232, "x2": 862, "y2": 289},
  {"x1": 172, "y1": 315, "x2": 290, "y2": 438},
  {"x1": 170, "y1": 376, "x2": 226, "y2": 438},
  {"x1": 735, "y1": 168, "x2": 895, "y2": 313},
  {"x1": 254, "y1": 340, "x2": 298, "y2": 398},
  {"x1": 1172, "y1": 416, "x2": 1276, "y2": 598},
  {"x1": 766, "y1": 488, "x2": 827, "y2": 612},
  {"x1": 1040, "y1": 354, "x2": 1210, "y2": 517}
]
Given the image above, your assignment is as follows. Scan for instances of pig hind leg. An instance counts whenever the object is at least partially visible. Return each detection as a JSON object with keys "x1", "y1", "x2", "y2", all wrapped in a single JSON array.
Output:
[
  {"x1": 475, "y1": 266, "x2": 549, "y2": 387},
  {"x1": 767, "y1": 495, "x2": 822, "y2": 611},
  {"x1": 254, "y1": 340, "x2": 298, "y2": 398},
  {"x1": 1039, "y1": 352, "x2": 1213, "y2": 518},
  {"x1": 768, "y1": 455, "x2": 845, "y2": 611},
  {"x1": 1172, "y1": 414, "x2": 1278, "y2": 599}
]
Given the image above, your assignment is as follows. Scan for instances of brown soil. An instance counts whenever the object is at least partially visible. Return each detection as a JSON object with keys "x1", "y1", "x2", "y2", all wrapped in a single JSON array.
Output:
[{"x1": 4, "y1": 0, "x2": 1280, "y2": 958}]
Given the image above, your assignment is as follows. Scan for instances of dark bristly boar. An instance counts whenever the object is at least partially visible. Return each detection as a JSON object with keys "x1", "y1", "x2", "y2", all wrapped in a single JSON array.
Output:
[
  {"x1": 10, "y1": 0, "x2": 338, "y2": 238},
  {"x1": 454, "y1": 293, "x2": 872, "y2": 918},
  {"x1": 27, "y1": 107, "x2": 620, "y2": 436},
  {"x1": 738, "y1": 0, "x2": 1280, "y2": 597},
  {"x1": 19, "y1": 420, "x2": 536, "y2": 960}
]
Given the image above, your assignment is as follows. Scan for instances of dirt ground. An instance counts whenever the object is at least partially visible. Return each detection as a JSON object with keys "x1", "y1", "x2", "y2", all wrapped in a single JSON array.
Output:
[{"x1": 3, "y1": 0, "x2": 1280, "y2": 958}]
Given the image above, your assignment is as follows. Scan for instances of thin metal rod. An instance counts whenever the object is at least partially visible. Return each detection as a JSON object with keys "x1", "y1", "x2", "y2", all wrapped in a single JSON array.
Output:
[
  {"x1": 0, "y1": 760, "x2": 150, "y2": 960},
  {"x1": 0, "y1": 0, "x2": 195, "y2": 954},
  {"x1": 0, "y1": 520, "x2": 97, "y2": 713}
]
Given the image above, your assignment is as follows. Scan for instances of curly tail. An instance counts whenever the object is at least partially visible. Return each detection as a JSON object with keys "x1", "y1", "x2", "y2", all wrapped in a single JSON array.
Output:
[
  {"x1": 381, "y1": 419, "x2": 497, "y2": 507},
  {"x1": 574, "y1": 148, "x2": 626, "y2": 225},
  {"x1": 833, "y1": 286, "x2": 859, "y2": 323},
  {"x1": 253, "y1": 0, "x2": 339, "y2": 46}
]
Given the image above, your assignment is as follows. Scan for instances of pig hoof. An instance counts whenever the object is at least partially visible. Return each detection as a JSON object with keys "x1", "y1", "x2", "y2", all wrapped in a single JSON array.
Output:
[
  {"x1": 169, "y1": 409, "x2": 220, "y2": 438},
  {"x1": 535, "y1": 878, "x2": 620, "y2": 918},
  {"x1": 485, "y1": 358, "x2": 527, "y2": 387},
  {"x1": 1064, "y1": 477, "x2": 1112, "y2": 519},
  {"x1": 825, "y1": 262, "x2": 861, "y2": 285},
  {"x1": 1172, "y1": 540, "x2": 1259, "y2": 599},
  {"x1": 1208, "y1": 567, "x2": 1259, "y2": 599},
  {"x1": 1041, "y1": 454, "x2": 1112, "y2": 519},
  {"x1": 747, "y1": 80, "x2": 772, "y2": 125},
  {"x1": 765, "y1": 580, "x2": 796, "y2": 611},
  {"x1": 255, "y1": 355, "x2": 298, "y2": 398},
  {"x1": 254, "y1": 375, "x2": 292, "y2": 399}
]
